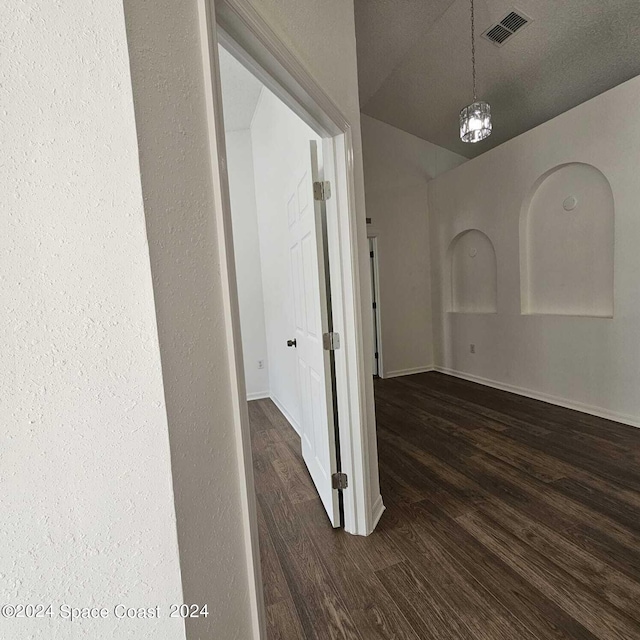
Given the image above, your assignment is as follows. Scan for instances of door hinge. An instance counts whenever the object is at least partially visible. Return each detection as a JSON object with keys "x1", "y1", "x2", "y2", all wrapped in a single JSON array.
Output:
[
  {"x1": 375, "y1": 352, "x2": 379, "y2": 359},
  {"x1": 332, "y1": 472, "x2": 348, "y2": 490},
  {"x1": 313, "y1": 180, "x2": 331, "y2": 201},
  {"x1": 370, "y1": 250, "x2": 374, "y2": 258},
  {"x1": 323, "y1": 332, "x2": 340, "y2": 350},
  {"x1": 372, "y1": 302, "x2": 377, "y2": 310}
]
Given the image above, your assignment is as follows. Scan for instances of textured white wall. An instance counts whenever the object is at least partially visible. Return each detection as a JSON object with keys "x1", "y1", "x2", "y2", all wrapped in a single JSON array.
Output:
[
  {"x1": 361, "y1": 115, "x2": 465, "y2": 377},
  {"x1": 226, "y1": 129, "x2": 270, "y2": 399},
  {"x1": 429, "y1": 75, "x2": 640, "y2": 427},
  {"x1": 250, "y1": 89, "x2": 322, "y2": 429},
  {"x1": 2, "y1": 2, "x2": 184, "y2": 639}
]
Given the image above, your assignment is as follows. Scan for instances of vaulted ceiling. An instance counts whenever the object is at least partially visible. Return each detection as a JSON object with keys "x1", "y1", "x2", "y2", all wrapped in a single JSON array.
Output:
[{"x1": 355, "y1": 0, "x2": 640, "y2": 158}]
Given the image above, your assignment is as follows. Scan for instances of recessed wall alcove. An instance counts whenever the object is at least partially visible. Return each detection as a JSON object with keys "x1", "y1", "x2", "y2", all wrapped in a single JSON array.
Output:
[
  {"x1": 520, "y1": 163, "x2": 614, "y2": 317},
  {"x1": 447, "y1": 229, "x2": 498, "y2": 314}
]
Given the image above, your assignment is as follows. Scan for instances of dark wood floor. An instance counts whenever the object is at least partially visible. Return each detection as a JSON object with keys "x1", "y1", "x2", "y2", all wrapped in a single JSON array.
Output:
[{"x1": 249, "y1": 372, "x2": 640, "y2": 640}]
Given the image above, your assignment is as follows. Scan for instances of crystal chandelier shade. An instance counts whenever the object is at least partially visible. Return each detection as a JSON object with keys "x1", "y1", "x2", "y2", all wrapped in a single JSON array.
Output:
[
  {"x1": 460, "y1": 101, "x2": 492, "y2": 143},
  {"x1": 460, "y1": 0, "x2": 492, "y2": 143}
]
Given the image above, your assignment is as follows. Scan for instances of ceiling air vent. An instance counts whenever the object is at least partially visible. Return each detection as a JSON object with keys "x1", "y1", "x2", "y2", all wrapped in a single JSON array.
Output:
[{"x1": 482, "y1": 9, "x2": 532, "y2": 47}]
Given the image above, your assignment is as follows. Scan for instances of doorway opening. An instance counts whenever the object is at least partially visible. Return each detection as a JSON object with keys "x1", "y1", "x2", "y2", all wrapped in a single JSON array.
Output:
[
  {"x1": 219, "y1": 45, "x2": 344, "y2": 527},
  {"x1": 198, "y1": 3, "x2": 384, "y2": 634}
]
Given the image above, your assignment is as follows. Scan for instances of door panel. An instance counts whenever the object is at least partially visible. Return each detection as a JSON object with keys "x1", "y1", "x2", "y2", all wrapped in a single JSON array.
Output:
[
  {"x1": 287, "y1": 141, "x2": 340, "y2": 527},
  {"x1": 301, "y1": 235, "x2": 320, "y2": 338},
  {"x1": 291, "y1": 244, "x2": 304, "y2": 331}
]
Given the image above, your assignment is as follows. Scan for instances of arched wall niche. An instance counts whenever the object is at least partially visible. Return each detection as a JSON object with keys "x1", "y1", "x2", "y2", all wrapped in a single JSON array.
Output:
[
  {"x1": 520, "y1": 162, "x2": 614, "y2": 317},
  {"x1": 447, "y1": 229, "x2": 498, "y2": 314}
]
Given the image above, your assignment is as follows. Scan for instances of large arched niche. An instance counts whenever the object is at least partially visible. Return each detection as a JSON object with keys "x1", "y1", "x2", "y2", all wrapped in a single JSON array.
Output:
[
  {"x1": 447, "y1": 229, "x2": 498, "y2": 314},
  {"x1": 520, "y1": 163, "x2": 614, "y2": 317}
]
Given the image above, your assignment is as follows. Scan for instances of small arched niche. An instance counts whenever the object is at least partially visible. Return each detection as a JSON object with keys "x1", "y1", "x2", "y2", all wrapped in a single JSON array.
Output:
[
  {"x1": 448, "y1": 229, "x2": 498, "y2": 314},
  {"x1": 520, "y1": 163, "x2": 614, "y2": 317}
]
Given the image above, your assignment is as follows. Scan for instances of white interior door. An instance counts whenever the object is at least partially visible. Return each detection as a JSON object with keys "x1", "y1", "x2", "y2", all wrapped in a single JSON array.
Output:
[{"x1": 287, "y1": 140, "x2": 340, "y2": 527}]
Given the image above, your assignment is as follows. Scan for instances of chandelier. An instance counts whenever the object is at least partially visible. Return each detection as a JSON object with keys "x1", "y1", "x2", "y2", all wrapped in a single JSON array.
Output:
[{"x1": 460, "y1": 0, "x2": 492, "y2": 143}]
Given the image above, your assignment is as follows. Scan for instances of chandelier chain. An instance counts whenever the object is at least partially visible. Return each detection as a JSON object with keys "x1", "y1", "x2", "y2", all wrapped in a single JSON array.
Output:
[{"x1": 471, "y1": 0, "x2": 477, "y2": 101}]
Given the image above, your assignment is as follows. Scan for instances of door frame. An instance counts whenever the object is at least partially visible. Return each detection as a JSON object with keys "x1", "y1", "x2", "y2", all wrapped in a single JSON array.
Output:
[{"x1": 197, "y1": 0, "x2": 381, "y2": 637}]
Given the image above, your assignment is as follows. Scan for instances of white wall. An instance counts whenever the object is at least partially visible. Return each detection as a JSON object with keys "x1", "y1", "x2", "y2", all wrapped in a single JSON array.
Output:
[
  {"x1": 2, "y1": 2, "x2": 184, "y2": 639},
  {"x1": 123, "y1": 0, "x2": 259, "y2": 638},
  {"x1": 250, "y1": 89, "x2": 322, "y2": 429},
  {"x1": 429, "y1": 75, "x2": 640, "y2": 428},
  {"x1": 226, "y1": 129, "x2": 270, "y2": 399},
  {"x1": 361, "y1": 115, "x2": 465, "y2": 377}
]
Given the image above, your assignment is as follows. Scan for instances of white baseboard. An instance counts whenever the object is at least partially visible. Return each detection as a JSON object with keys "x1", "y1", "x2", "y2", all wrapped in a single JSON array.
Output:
[
  {"x1": 246, "y1": 391, "x2": 270, "y2": 401},
  {"x1": 369, "y1": 494, "x2": 386, "y2": 534},
  {"x1": 383, "y1": 365, "x2": 434, "y2": 379},
  {"x1": 434, "y1": 366, "x2": 640, "y2": 430},
  {"x1": 270, "y1": 393, "x2": 301, "y2": 436}
]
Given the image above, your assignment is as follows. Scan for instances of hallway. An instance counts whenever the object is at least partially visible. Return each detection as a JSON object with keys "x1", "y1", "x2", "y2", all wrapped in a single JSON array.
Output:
[{"x1": 251, "y1": 372, "x2": 640, "y2": 640}]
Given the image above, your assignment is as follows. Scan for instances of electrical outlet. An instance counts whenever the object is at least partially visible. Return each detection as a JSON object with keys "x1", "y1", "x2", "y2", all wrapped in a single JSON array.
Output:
[
  {"x1": 470, "y1": 344, "x2": 476, "y2": 354},
  {"x1": 258, "y1": 360, "x2": 265, "y2": 370}
]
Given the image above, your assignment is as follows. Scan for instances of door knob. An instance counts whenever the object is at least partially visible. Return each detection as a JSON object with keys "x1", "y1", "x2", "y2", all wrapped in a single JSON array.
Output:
[{"x1": 287, "y1": 339, "x2": 297, "y2": 348}]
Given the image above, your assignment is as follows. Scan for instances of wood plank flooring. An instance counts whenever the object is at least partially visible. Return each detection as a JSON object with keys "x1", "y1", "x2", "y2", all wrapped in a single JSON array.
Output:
[{"x1": 249, "y1": 372, "x2": 640, "y2": 640}]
